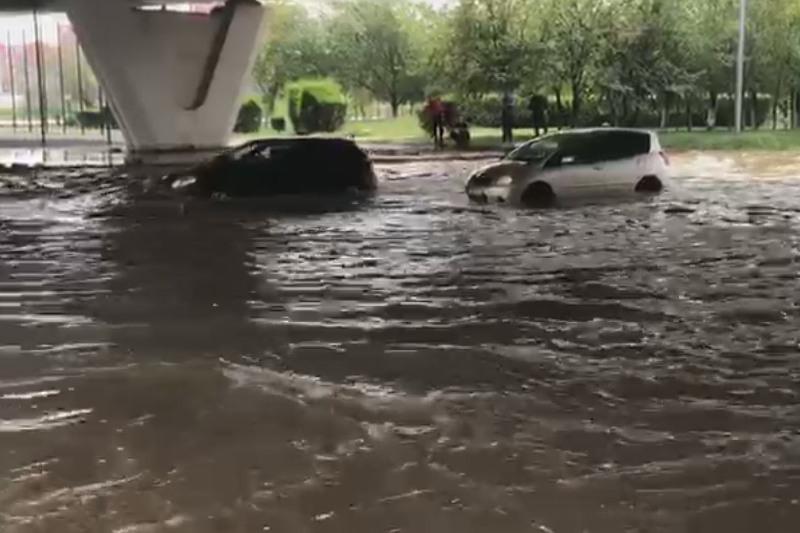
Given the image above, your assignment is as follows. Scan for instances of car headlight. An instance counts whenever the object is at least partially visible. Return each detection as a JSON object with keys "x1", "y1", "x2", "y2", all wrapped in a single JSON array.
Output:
[{"x1": 171, "y1": 175, "x2": 197, "y2": 190}]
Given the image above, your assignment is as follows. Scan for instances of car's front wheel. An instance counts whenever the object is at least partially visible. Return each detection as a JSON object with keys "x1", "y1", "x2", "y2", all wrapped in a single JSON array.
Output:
[
  {"x1": 635, "y1": 175, "x2": 663, "y2": 193},
  {"x1": 520, "y1": 181, "x2": 556, "y2": 207}
]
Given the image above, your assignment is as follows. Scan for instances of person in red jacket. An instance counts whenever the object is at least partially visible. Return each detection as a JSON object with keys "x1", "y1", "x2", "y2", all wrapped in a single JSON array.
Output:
[{"x1": 426, "y1": 96, "x2": 446, "y2": 148}]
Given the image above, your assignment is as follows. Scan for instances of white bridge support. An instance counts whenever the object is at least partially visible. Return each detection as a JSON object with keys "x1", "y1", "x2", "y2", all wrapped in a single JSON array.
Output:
[{"x1": 64, "y1": 0, "x2": 266, "y2": 161}]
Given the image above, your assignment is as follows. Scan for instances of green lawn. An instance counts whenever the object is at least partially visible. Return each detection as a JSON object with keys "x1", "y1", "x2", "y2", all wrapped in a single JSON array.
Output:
[
  {"x1": 342, "y1": 115, "x2": 423, "y2": 141},
  {"x1": 658, "y1": 129, "x2": 800, "y2": 151},
  {"x1": 240, "y1": 113, "x2": 800, "y2": 152},
  {"x1": 341, "y1": 115, "x2": 535, "y2": 147},
  {"x1": 340, "y1": 117, "x2": 800, "y2": 151}
]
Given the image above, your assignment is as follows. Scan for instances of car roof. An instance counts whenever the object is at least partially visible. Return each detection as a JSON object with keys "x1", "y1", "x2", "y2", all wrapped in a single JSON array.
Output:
[
  {"x1": 226, "y1": 137, "x2": 361, "y2": 154},
  {"x1": 550, "y1": 127, "x2": 656, "y2": 136}
]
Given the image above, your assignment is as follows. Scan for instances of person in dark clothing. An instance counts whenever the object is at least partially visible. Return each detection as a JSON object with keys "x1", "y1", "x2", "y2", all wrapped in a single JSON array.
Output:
[
  {"x1": 529, "y1": 94, "x2": 549, "y2": 137},
  {"x1": 501, "y1": 92, "x2": 514, "y2": 144}
]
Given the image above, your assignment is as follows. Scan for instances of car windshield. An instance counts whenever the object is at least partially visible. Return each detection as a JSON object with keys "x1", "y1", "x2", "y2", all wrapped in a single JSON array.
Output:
[{"x1": 505, "y1": 137, "x2": 561, "y2": 163}]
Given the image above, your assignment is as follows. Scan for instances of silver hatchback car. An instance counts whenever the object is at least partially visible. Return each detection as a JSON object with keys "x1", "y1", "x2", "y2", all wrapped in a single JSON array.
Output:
[{"x1": 466, "y1": 128, "x2": 671, "y2": 206}]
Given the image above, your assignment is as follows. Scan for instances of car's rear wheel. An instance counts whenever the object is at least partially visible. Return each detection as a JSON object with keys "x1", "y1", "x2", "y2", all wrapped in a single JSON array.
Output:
[
  {"x1": 521, "y1": 181, "x2": 556, "y2": 207},
  {"x1": 635, "y1": 175, "x2": 663, "y2": 193}
]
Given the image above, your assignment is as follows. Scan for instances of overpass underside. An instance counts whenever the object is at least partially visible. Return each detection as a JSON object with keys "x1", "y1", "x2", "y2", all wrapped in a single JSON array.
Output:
[{"x1": 4, "y1": 0, "x2": 267, "y2": 162}]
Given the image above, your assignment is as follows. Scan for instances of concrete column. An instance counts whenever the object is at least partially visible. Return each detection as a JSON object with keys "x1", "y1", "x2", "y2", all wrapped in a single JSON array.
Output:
[{"x1": 65, "y1": 0, "x2": 266, "y2": 161}]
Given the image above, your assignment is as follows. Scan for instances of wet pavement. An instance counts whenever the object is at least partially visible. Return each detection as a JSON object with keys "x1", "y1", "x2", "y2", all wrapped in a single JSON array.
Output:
[{"x1": 1, "y1": 152, "x2": 799, "y2": 532}]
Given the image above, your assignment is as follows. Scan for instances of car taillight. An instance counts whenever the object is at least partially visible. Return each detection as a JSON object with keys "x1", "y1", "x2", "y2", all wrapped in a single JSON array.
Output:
[{"x1": 659, "y1": 151, "x2": 670, "y2": 166}]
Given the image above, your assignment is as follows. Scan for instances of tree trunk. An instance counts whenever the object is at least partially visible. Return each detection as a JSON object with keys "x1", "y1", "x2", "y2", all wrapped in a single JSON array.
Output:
[
  {"x1": 686, "y1": 97, "x2": 692, "y2": 132},
  {"x1": 570, "y1": 83, "x2": 581, "y2": 127},
  {"x1": 706, "y1": 91, "x2": 717, "y2": 130},
  {"x1": 772, "y1": 97, "x2": 779, "y2": 130},
  {"x1": 608, "y1": 92, "x2": 619, "y2": 127},
  {"x1": 659, "y1": 93, "x2": 668, "y2": 129},
  {"x1": 390, "y1": 93, "x2": 399, "y2": 118},
  {"x1": 622, "y1": 95, "x2": 629, "y2": 125},
  {"x1": 773, "y1": 74, "x2": 784, "y2": 130},
  {"x1": 750, "y1": 89, "x2": 758, "y2": 129},
  {"x1": 554, "y1": 87, "x2": 563, "y2": 130},
  {"x1": 791, "y1": 89, "x2": 797, "y2": 129}
]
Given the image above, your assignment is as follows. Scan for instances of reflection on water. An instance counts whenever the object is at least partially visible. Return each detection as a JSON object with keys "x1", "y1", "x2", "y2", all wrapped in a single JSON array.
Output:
[
  {"x1": 1, "y1": 152, "x2": 800, "y2": 532},
  {"x1": 0, "y1": 148, "x2": 123, "y2": 168}
]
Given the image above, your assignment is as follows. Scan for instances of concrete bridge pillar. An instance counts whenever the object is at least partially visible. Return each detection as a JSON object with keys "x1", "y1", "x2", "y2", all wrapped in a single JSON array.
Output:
[{"x1": 64, "y1": 0, "x2": 266, "y2": 162}]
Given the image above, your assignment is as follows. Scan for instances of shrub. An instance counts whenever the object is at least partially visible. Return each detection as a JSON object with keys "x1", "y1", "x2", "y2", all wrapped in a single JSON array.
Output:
[
  {"x1": 270, "y1": 117, "x2": 286, "y2": 133},
  {"x1": 577, "y1": 95, "x2": 773, "y2": 129},
  {"x1": 76, "y1": 109, "x2": 118, "y2": 130},
  {"x1": 234, "y1": 98, "x2": 263, "y2": 133},
  {"x1": 287, "y1": 79, "x2": 347, "y2": 134},
  {"x1": 460, "y1": 94, "x2": 535, "y2": 128},
  {"x1": 417, "y1": 99, "x2": 471, "y2": 148},
  {"x1": 417, "y1": 99, "x2": 461, "y2": 136}
]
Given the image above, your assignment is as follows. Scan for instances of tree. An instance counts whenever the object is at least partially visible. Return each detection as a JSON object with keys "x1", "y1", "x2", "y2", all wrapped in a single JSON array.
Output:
[
  {"x1": 540, "y1": 0, "x2": 609, "y2": 125},
  {"x1": 327, "y1": 0, "x2": 429, "y2": 117},
  {"x1": 437, "y1": 0, "x2": 537, "y2": 97},
  {"x1": 750, "y1": 0, "x2": 800, "y2": 129},
  {"x1": 680, "y1": 0, "x2": 738, "y2": 128},
  {"x1": 596, "y1": 0, "x2": 698, "y2": 128},
  {"x1": 252, "y1": 0, "x2": 332, "y2": 114}
]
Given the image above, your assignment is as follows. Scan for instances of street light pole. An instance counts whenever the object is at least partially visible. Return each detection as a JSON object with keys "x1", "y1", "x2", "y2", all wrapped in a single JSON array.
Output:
[{"x1": 735, "y1": 0, "x2": 747, "y2": 133}]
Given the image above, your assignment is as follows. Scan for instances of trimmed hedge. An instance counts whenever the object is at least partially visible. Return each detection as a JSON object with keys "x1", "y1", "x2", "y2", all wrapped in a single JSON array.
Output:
[
  {"x1": 270, "y1": 117, "x2": 286, "y2": 132},
  {"x1": 459, "y1": 93, "x2": 773, "y2": 130},
  {"x1": 287, "y1": 79, "x2": 347, "y2": 134},
  {"x1": 234, "y1": 99, "x2": 263, "y2": 133}
]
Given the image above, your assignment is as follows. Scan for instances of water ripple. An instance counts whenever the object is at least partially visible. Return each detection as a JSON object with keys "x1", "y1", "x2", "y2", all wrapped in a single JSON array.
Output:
[{"x1": 1, "y1": 153, "x2": 799, "y2": 531}]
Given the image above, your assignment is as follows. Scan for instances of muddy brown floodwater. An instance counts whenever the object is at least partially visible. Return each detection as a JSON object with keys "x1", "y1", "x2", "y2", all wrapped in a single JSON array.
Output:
[{"x1": 1, "y1": 151, "x2": 799, "y2": 533}]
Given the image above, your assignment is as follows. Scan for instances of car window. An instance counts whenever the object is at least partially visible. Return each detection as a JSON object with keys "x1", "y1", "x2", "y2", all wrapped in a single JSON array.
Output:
[
  {"x1": 543, "y1": 134, "x2": 595, "y2": 167},
  {"x1": 542, "y1": 131, "x2": 651, "y2": 168},
  {"x1": 597, "y1": 131, "x2": 651, "y2": 161}
]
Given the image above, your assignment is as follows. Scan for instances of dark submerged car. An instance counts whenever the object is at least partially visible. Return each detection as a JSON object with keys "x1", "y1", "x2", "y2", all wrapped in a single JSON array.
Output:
[{"x1": 166, "y1": 138, "x2": 377, "y2": 198}]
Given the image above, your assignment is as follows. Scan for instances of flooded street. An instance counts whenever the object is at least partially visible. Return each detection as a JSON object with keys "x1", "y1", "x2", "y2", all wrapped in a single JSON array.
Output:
[{"x1": 1, "y1": 151, "x2": 799, "y2": 532}]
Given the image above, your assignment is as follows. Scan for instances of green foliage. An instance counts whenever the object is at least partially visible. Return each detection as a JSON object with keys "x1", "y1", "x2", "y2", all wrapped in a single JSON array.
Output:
[
  {"x1": 270, "y1": 117, "x2": 287, "y2": 133},
  {"x1": 417, "y1": 100, "x2": 459, "y2": 136},
  {"x1": 327, "y1": 0, "x2": 430, "y2": 116},
  {"x1": 540, "y1": 0, "x2": 610, "y2": 124},
  {"x1": 437, "y1": 0, "x2": 538, "y2": 96},
  {"x1": 250, "y1": 0, "x2": 800, "y2": 133},
  {"x1": 417, "y1": 99, "x2": 471, "y2": 147},
  {"x1": 234, "y1": 99, "x2": 263, "y2": 133},
  {"x1": 287, "y1": 79, "x2": 348, "y2": 134},
  {"x1": 460, "y1": 94, "x2": 534, "y2": 128},
  {"x1": 252, "y1": 0, "x2": 332, "y2": 113}
]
